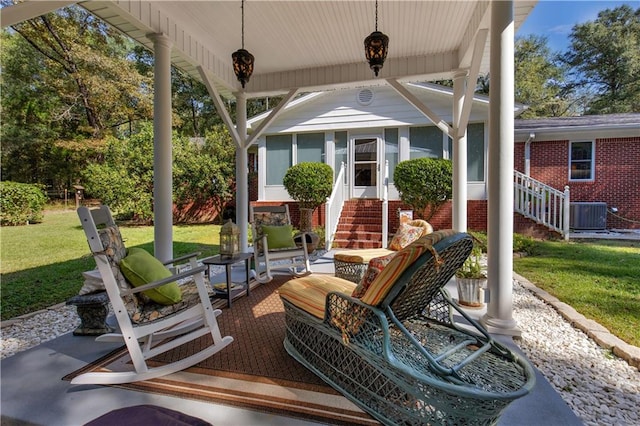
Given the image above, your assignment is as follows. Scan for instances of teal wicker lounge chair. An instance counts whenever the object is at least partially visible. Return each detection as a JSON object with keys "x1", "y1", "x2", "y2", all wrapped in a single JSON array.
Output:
[{"x1": 279, "y1": 230, "x2": 536, "y2": 425}]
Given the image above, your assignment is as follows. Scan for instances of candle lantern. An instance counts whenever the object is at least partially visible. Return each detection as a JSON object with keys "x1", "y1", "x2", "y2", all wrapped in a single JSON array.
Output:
[{"x1": 219, "y1": 219, "x2": 240, "y2": 259}]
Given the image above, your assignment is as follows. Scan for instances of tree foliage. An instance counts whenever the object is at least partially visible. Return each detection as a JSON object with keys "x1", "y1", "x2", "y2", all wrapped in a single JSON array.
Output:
[
  {"x1": 393, "y1": 158, "x2": 453, "y2": 220},
  {"x1": 283, "y1": 162, "x2": 334, "y2": 210},
  {"x1": 562, "y1": 5, "x2": 640, "y2": 114},
  {"x1": 3, "y1": 5, "x2": 153, "y2": 137},
  {"x1": 82, "y1": 123, "x2": 236, "y2": 223},
  {"x1": 0, "y1": 181, "x2": 47, "y2": 226},
  {"x1": 515, "y1": 35, "x2": 569, "y2": 118}
]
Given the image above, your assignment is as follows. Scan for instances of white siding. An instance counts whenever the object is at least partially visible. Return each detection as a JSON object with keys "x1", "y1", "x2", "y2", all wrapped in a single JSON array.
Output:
[{"x1": 253, "y1": 85, "x2": 489, "y2": 134}]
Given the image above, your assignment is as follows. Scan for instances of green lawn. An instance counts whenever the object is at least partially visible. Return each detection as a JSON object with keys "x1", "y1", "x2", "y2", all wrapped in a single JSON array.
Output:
[
  {"x1": 1, "y1": 209, "x2": 221, "y2": 320},
  {"x1": 513, "y1": 239, "x2": 640, "y2": 347}
]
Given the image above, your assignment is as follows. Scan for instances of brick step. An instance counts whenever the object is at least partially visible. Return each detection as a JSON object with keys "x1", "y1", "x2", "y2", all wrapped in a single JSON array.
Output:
[
  {"x1": 336, "y1": 224, "x2": 382, "y2": 233},
  {"x1": 334, "y1": 231, "x2": 382, "y2": 241},
  {"x1": 332, "y1": 239, "x2": 383, "y2": 249},
  {"x1": 337, "y1": 217, "x2": 385, "y2": 225},
  {"x1": 340, "y1": 205, "x2": 383, "y2": 214}
]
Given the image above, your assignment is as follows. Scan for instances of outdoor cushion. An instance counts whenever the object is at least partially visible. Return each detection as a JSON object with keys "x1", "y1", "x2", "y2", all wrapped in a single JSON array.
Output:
[
  {"x1": 279, "y1": 275, "x2": 356, "y2": 319},
  {"x1": 351, "y1": 251, "x2": 397, "y2": 298},
  {"x1": 334, "y1": 248, "x2": 394, "y2": 264},
  {"x1": 262, "y1": 224, "x2": 296, "y2": 249},
  {"x1": 359, "y1": 229, "x2": 456, "y2": 306},
  {"x1": 389, "y1": 222, "x2": 424, "y2": 250},
  {"x1": 120, "y1": 248, "x2": 182, "y2": 305}
]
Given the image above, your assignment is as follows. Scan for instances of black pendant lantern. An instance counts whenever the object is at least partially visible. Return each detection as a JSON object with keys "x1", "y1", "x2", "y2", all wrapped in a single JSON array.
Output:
[
  {"x1": 364, "y1": 0, "x2": 389, "y2": 77},
  {"x1": 232, "y1": 0, "x2": 254, "y2": 88}
]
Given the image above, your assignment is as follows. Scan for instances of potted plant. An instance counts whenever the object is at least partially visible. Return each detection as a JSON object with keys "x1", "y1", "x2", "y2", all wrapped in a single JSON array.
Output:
[
  {"x1": 455, "y1": 242, "x2": 487, "y2": 308},
  {"x1": 283, "y1": 162, "x2": 333, "y2": 252}
]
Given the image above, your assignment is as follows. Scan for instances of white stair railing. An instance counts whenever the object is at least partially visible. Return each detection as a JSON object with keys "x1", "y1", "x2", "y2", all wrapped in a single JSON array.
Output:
[
  {"x1": 325, "y1": 162, "x2": 346, "y2": 249},
  {"x1": 514, "y1": 170, "x2": 570, "y2": 240},
  {"x1": 381, "y1": 160, "x2": 389, "y2": 248}
]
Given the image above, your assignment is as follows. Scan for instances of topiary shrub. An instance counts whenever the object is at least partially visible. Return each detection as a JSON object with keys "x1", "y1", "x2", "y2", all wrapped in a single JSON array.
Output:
[
  {"x1": 283, "y1": 162, "x2": 333, "y2": 210},
  {"x1": 393, "y1": 157, "x2": 453, "y2": 220},
  {"x1": 0, "y1": 181, "x2": 47, "y2": 226},
  {"x1": 283, "y1": 162, "x2": 333, "y2": 232}
]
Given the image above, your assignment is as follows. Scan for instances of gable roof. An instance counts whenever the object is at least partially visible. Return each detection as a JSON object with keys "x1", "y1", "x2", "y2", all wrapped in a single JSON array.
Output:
[{"x1": 247, "y1": 82, "x2": 526, "y2": 134}]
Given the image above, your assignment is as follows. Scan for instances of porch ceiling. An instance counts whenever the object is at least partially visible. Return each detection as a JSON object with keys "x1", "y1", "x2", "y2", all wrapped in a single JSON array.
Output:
[{"x1": 76, "y1": 0, "x2": 537, "y2": 99}]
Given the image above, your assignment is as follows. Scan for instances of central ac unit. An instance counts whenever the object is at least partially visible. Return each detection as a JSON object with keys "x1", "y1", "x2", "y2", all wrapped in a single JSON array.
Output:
[{"x1": 569, "y1": 202, "x2": 607, "y2": 230}]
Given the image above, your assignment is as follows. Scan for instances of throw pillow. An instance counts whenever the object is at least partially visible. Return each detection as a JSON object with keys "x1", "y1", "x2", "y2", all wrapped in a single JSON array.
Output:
[
  {"x1": 389, "y1": 223, "x2": 424, "y2": 251},
  {"x1": 120, "y1": 247, "x2": 182, "y2": 305},
  {"x1": 351, "y1": 252, "x2": 397, "y2": 298},
  {"x1": 262, "y1": 224, "x2": 296, "y2": 249}
]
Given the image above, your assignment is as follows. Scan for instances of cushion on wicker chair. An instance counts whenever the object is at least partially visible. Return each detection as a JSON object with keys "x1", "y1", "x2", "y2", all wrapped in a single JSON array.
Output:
[
  {"x1": 334, "y1": 248, "x2": 394, "y2": 264},
  {"x1": 388, "y1": 223, "x2": 424, "y2": 250},
  {"x1": 351, "y1": 251, "x2": 397, "y2": 298},
  {"x1": 279, "y1": 275, "x2": 357, "y2": 319},
  {"x1": 359, "y1": 229, "x2": 456, "y2": 306}
]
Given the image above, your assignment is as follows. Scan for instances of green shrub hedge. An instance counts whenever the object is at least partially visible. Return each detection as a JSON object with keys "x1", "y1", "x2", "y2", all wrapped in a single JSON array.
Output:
[{"x1": 0, "y1": 181, "x2": 47, "y2": 226}]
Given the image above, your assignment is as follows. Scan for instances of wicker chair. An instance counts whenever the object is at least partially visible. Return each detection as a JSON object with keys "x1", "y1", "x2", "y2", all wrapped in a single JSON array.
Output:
[{"x1": 279, "y1": 230, "x2": 535, "y2": 425}]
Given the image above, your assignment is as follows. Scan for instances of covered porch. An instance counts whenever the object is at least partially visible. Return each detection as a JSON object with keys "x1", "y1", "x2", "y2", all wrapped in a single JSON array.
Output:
[
  {"x1": 2, "y1": 0, "x2": 535, "y2": 336},
  {"x1": 1, "y1": 253, "x2": 587, "y2": 425}
]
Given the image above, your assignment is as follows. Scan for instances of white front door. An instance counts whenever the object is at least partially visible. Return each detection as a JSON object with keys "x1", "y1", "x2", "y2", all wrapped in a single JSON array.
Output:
[{"x1": 351, "y1": 137, "x2": 379, "y2": 198}]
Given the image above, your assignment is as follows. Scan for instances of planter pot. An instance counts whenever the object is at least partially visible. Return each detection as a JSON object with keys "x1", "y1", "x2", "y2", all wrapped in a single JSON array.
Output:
[
  {"x1": 299, "y1": 207, "x2": 314, "y2": 233},
  {"x1": 456, "y1": 277, "x2": 486, "y2": 308},
  {"x1": 294, "y1": 231, "x2": 320, "y2": 254}
]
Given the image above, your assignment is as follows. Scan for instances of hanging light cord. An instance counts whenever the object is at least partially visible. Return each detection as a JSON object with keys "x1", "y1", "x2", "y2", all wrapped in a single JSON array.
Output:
[
  {"x1": 241, "y1": 0, "x2": 245, "y2": 49},
  {"x1": 375, "y1": 0, "x2": 379, "y2": 31}
]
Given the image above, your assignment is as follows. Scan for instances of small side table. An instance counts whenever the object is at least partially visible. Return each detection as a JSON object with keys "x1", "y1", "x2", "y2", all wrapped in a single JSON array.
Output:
[{"x1": 202, "y1": 253, "x2": 253, "y2": 308}]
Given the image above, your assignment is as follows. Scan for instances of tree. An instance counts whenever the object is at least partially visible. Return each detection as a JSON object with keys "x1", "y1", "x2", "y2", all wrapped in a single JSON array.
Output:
[
  {"x1": 82, "y1": 123, "x2": 236, "y2": 223},
  {"x1": 562, "y1": 5, "x2": 640, "y2": 114},
  {"x1": 514, "y1": 35, "x2": 569, "y2": 118},
  {"x1": 393, "y1": 158, "x2": 453, "y2": 221},
  {"x1": 3, "y1": 4, "x2": 153, "y2": 138}
]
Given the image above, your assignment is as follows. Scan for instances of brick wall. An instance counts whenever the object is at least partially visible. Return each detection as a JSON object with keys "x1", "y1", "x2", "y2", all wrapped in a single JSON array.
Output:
[{"x1": 515, "y1": 136, "x2": 640, "y2": 229}]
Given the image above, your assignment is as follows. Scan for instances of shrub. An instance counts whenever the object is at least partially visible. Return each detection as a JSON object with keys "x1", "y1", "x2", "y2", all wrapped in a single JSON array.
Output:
[
  {"x1": 0, "y1": 181, "x2": 47, "y2": 226},
  {"x1": 283, "y1": 162, "x2": 333, "y2": 210},
  {"x1": 393, "y1": 158, "x2": 452, "y2": 220}
]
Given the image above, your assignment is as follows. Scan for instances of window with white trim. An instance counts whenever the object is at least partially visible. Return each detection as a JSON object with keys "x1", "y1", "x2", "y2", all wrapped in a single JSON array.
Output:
[
  {"x1": 266, "y1": 135, "x2": 292, "y2": 185},
  {"x1": 409, "y1": 126, "x2": 443, "y2": 159},
  {"x1": 297, "y1": 132, "x2": 325, "y2": 163},
  {"x1": 569, "y1": 140, "x2": 594, "y2": 181}
]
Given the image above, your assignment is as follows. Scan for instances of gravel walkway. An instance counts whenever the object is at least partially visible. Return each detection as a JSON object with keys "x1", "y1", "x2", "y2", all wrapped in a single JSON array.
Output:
[{"x1": 1, "y1": 279, "x2": 638, "y2": 425}]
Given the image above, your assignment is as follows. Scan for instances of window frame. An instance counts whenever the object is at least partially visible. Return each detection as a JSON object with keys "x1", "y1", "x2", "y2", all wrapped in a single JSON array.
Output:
[{"x1": 568, "y1": 140, "x2": 595, "y2": 182}]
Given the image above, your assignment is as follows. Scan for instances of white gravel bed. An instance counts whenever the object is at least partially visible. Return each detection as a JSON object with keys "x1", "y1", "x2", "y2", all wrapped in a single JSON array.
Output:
[
  {"x1": 1, "y1": 279, "x2": 638, "y2": 425},
  {"x1": 512, "y1": 281, "x2": 640, "y2": 426}
]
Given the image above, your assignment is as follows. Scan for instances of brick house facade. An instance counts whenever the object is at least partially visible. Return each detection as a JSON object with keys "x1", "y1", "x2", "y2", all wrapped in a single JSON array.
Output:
[{"x1": 514, "y1": 114, "x2": 640, "y2": 230}]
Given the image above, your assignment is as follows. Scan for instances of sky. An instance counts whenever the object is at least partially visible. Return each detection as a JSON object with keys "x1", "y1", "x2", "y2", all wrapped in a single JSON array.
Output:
[{"x1": 516, "y1": 0, "x2": 639, "y2": 53}]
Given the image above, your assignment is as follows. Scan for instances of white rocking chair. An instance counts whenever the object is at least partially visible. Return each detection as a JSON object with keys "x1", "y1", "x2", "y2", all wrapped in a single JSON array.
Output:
[
  {"x1": 72, "y1": 205, "x2": 233, "y2": 385},
  {"x1": 250, "y1": 205, "x2": 311, "y2": 283}
]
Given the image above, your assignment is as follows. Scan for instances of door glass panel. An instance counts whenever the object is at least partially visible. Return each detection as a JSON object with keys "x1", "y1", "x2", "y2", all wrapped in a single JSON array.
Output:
[
  {"x1": 353, "y1": 138, "x2": 378, "y2": 189},
  {"x1": 354, "y1": 163, "x2": 376, "y2": 186},
  {"x1": 355, "y1": 139, "x2": 377, "y2": 161}
]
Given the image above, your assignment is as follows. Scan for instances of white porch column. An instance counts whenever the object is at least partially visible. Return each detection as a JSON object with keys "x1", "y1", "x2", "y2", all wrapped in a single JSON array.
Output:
[
  {"x1": 481, "y1": 0, "x2": 520, "y2": 336},
  {"x1": 235, "y1": 92, "x2": 249, "y2": 252},
  {"x1": 452, "y1": 69, "x2": 468, "y2": 233},
  {"x1": 149, "y1": 33, "x2": 173, "y2": 262}
]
